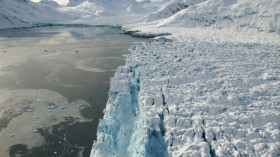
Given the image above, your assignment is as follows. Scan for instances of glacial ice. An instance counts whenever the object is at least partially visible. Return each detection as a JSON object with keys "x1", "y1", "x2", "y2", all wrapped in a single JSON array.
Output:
[{"x1": 91, "y1": 41, "x2": 280, "y2": 156}]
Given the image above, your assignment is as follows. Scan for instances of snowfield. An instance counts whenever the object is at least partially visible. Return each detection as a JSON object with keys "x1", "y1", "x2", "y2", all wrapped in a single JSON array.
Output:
[{"x1": 0, "y1": 0, "x2": 279, "y2": 157}]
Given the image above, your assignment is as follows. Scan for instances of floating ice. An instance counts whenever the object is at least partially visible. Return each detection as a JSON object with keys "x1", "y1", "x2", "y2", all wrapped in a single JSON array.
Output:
[
  {"x1": 0, "y1": 89, "x2": 91, "y2": 157},
  {"x1": 47, "y1": 103, "x2": 59, "y2": 109},
  {"x1": 24, "y1": 107, "x2": 35, "y2": 112}
]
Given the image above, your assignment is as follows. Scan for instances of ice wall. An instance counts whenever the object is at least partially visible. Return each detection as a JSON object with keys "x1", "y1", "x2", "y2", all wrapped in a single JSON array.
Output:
[
  {"x1": 90, "y1": 42, "x2": 171, "y2": 157},
  {"x1": 91, "y1": 40, "x2": 280, "y2": 157}
]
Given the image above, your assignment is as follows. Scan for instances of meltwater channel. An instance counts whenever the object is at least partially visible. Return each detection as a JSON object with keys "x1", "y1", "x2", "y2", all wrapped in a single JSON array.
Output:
[{"x1": 0, "y1": 26, "x2": 147, "y2": 157}]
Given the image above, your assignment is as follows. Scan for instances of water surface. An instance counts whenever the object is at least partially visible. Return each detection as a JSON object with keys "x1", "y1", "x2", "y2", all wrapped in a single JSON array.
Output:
[{"x1": 0, "y1": 26, "x2": 147, "y2": 157}]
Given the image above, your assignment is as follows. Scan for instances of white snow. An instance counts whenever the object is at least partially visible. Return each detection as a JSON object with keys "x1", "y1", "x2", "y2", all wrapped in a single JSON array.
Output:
[
  {"x1": 160, "y1": 0, "x2": 280, "y2": 34},
  {"x1": 0, "y1": 0, "x2": 162, "y2": 29},
  {"x1": 0, "y1": 0, "x2": 279, "y2": 156},
  {"x1": 0, "y1": 0, "x2": 74, "y2": 29}
]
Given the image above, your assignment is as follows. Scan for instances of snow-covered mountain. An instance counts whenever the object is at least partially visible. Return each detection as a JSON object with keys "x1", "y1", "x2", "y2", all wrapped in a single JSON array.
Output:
[
  {"x1": 144, "y1": 0, "x2": 201, "y2": 22},
  {"x1": 0, "y1": 0, "x2": 159, "y2": 29},
  {"x1": 57, "y1": 0, "x2": 163, "y2": 26},
  {"x1": 1, "y1": 0, "x2": 279, "y2": 33},
  {"x1": 0, "y1": 0, "x2": 72, "y2": 29},
  {"x1": 66, "y1": 0, "x2": 158, "y2": 16},
  {"x1": 144, "y1": 0, "x2": 280, "y2": 34}
]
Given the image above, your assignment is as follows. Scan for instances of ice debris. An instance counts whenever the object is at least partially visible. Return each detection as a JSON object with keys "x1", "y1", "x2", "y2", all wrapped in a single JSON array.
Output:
[
  {"x1": 23, "y1": 107, "x2": 35, "y2": 112},
  {"x1": 47, "y1": 103, "x2": 65, "y2": 110},
  {"x1": 48, "y1": 103, "x2": 58, "y2": 109}
]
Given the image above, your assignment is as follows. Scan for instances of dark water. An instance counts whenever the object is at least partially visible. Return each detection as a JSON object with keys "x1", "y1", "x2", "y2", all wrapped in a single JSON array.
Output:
[{"x1": 0, "y1": 26, "x2": 147, "y2": 157}]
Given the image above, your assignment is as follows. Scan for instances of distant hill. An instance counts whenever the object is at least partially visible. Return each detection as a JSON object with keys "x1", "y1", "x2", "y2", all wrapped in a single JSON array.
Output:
[
  {"x1": 145, "y1": 0, "x2": 280, "y2": 34},
  {"x1": 0, "y1": 0, "x2": 73, "y2": 29}
]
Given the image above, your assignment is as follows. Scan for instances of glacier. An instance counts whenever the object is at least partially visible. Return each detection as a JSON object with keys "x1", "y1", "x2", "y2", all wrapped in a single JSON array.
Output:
[
  {"x1": 91, "y1": 0, "x2": 280, "y2": 156},
  {"x1": 91, "y1": 40, "x2": 280, "y2": 156}
]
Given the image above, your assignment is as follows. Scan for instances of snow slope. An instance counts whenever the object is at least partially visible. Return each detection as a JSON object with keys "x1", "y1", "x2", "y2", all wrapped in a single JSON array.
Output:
[
  {"x1": 0, "y1": 0, "x2": 72, "y2": 29},
  {"x1": 67, "y1": 0, "x2": 155, "y2": 13},
  {"x1": 1, "y1": 0, "x2": 279, "y2": 32},
  {"x1": 144, "y1": 0, "x2": 205, "y2": 22},
  {"x1": 58, "y1": 0, "x2": 162, "y2": 26},
  {"x1": 0, "y1": 0, "x2": 160, "y2": 29},
  {"x1": 143, "y1": 0, "x2": 280, "y2": 34}
]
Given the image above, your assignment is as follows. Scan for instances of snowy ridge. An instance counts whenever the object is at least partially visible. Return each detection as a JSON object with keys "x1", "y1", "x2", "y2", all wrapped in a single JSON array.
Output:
[
  {"x1": 0, "y1": 0, "x2": 159, "y2": 29},
  {"x1": 144, "y1": 0, "x2": 206, "y2": 22},
  {"x1": 91, "y1": 39, "x2": 280, "y2": 156},
  {"x1": 0, "y1": 0, "x2": 73, "y2": 29},
  {"x1": 144, "y1": 0, "x2": 190, "y2": 22},
  {"x1": 0, "y1": 0, "x2": 72, "y2": 29},
  {"x1": 66, "y1": 0, "x2": 157, "y2": 16},
  {"x1": 142, "y1": 0, "x2": 280, "y2": 34},
  {"x1": 58, "y1": 0, "x2": 161, "y2": 26}
]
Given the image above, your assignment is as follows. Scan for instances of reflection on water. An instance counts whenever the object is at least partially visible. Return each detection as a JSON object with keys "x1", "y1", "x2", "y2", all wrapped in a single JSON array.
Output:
[{"x1": 0, "y1": 26, "x2": 147, "y2": 157}]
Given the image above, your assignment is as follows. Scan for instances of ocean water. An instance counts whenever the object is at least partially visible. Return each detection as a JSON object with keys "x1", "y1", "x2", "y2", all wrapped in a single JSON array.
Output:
[{"x1": 0, "y1": 26, "x2": 147, "y2": 157}]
